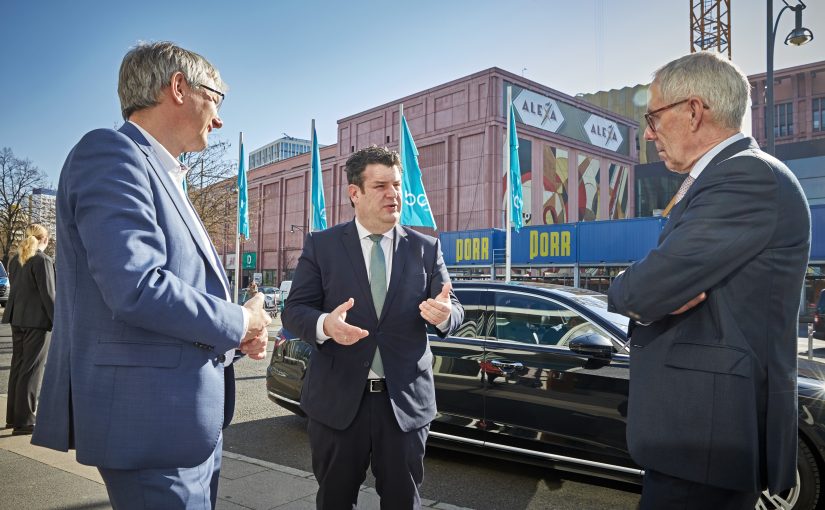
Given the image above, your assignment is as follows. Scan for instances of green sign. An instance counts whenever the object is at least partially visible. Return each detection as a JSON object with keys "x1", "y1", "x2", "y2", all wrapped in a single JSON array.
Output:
[{"x1": 242, "y1": 252, "x2": 256, "y2": 269}]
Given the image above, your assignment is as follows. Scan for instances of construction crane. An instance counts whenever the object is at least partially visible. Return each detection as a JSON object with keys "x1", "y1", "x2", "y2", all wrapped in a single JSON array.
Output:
[{"x1": 690, "y1": 0, "x2": 732, "y2": 59}]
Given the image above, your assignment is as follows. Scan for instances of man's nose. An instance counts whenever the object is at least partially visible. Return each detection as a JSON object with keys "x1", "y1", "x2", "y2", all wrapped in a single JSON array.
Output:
[
  {"x1": 212, "y1": 116, "x2": 223, "y2": 130},
  {"x1": 643, "y1": 124, "x2": 656, "y2": 141}
]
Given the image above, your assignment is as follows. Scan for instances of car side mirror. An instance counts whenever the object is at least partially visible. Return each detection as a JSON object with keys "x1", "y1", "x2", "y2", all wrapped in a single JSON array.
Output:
[{"x1": 569, "y1": 333, "x2": 614, "y2": 360}]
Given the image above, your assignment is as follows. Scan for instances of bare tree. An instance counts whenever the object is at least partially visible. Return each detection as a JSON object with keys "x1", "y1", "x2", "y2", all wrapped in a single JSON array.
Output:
[
  {"x1": 181, "y1": 138, "x2": 237, "y2": 239},
  {"x1": 0, "y1": 147, "x2": 48, "y2": 266}
]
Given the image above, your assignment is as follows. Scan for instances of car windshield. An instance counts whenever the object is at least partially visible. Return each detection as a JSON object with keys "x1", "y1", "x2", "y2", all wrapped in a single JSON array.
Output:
[{"x1": 259, "y1": 287, "x2": 277, "y2": 294}]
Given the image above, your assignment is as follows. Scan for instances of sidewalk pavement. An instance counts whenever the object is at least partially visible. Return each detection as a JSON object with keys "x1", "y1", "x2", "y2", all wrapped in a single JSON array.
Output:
[{"x1": 0, "y1": 416, "x2": 470, "y2": 510}]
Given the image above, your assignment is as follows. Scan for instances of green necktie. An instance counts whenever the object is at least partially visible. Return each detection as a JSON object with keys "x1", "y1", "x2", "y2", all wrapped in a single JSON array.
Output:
[{"x1": 368, "y1": 234, "x2": 386, "y2": 378}]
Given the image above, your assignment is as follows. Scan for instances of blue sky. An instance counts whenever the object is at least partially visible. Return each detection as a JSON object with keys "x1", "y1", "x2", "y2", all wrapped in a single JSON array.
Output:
[{"x1": 1, "y1": 0, "x2": 822, "y2": 184}]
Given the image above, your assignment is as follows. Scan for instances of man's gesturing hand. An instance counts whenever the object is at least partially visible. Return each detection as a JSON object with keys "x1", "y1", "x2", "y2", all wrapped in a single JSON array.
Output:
[
  {"x1": 419, "y1": 282, "x2": 452, "y2": 326},
  {"x1": 323, "y1": 298, "x2": 369, "y2": 345},
  {"x1": 241, "y1": 293, "x2": 270, "y2": 360}
]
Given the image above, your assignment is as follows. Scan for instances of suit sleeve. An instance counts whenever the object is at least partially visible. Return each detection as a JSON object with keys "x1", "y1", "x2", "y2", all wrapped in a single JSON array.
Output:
[
  {"x1": 65, "y1": 129, "x2": 244, "y2": 352},
  {"x1": 608, "y1": 157, "x2": 778, "y2": 323},
  {"x1": 428, "y1": 238, "x2": 464, "y2": 337},
  {"x1": 33, "y1": 255, "x2": 55, "y2": 325},
  {"x1": 282, "y1": 232, "x2": 326, "y2": 348}
]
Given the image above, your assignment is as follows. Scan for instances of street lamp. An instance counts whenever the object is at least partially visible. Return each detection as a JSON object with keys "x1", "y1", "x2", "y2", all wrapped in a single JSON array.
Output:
[
  {"x1": 289, "y1": 224, "x2": 306, "y2": 233},
  {"x1": 766, "y1": 0, "x2": 814, "y2": 155}
]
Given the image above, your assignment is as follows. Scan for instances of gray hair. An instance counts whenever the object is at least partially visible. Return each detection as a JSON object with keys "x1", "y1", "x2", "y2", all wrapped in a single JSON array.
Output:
[
  {"x1": 118, "y1": 41, "x2": 226, "y2": 121},
  {"x1": 653, "y1": 51, "x2": 749, "y2": 131}
]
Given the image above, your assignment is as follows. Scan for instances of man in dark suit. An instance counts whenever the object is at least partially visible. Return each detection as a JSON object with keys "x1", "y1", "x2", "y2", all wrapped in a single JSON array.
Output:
[
  {"x1": 608, "y1": 51, "x2": 810, "y2": 509},
  {"x1": 31, "y1": 42, "x2": 270, "y2": 509},
  {"x1": 283, "y1": 146, "x2": 464, "y2": 509}
]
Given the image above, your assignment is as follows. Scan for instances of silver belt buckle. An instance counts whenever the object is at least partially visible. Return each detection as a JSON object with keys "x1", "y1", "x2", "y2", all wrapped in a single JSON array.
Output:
[{"x1": 368, "y1": 379, "x2": 385, "y2": 392}]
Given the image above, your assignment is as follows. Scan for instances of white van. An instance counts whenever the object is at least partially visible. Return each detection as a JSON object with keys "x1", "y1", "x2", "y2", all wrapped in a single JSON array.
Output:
[{"x1": 278, "y1": 280, "x2": 292, "y2": 310}]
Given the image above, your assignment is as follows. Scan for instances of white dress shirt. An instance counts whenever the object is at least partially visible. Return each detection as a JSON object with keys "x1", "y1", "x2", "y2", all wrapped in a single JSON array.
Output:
[
  {"x1": 129, "y1": 121, "x2": 247, "y2": 360},
  {"x1": 315, "y1": 220, "x2": 449, "y2": 378}
]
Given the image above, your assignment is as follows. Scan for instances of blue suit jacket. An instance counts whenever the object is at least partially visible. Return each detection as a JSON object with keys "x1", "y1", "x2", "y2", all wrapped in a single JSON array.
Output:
[
  {"x1": 32, "y1": 123, "x2": 245, "y2": 470},
  {"x1": 282, "y1": 221, "x2": 464, "y2": 432}
]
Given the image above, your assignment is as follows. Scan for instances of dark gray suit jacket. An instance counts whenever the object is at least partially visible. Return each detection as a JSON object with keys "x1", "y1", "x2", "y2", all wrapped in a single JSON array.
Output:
[
  {"x1": 608, "y1": 137, "x2": 810, "y2": 493},
  {"x1": 283, "y1": 221, "x2": 464, "y2": 432},
  {"x1": 2, "y1": 252, "x2": 55, "y2": 330}
]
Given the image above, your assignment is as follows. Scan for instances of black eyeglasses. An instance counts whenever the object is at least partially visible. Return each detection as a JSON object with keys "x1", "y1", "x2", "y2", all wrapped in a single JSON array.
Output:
[
  {"x1": 644, "y1": 98, "x2": 709, "y2": 133},
  {"x1": 196, "y1": 83, "x2": 224, "y2": 110}
]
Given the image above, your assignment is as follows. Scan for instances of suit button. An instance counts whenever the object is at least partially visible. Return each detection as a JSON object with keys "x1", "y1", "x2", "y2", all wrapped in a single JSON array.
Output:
[
  {"x1": 363, "y1": 361, "x2": 370, "y2": 368},
  {"x1": 217, "y1": 354, "x2": 226, "y2": 363}
]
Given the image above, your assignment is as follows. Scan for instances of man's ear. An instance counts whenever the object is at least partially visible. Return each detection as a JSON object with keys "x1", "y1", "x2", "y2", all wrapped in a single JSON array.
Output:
[
  {"x1": 347, "y1": 183, "x2": 359, "y2": 204},
  {"x1": 170, "y1": 72, "x2": 186, "y2": 106},
  {"x1": 689, "y1": 97, "x2": 705, "y2": 131}
]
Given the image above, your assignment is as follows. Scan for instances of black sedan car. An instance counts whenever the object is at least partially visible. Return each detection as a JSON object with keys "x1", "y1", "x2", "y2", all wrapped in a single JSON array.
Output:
[{"x1": 267, "y1": 281, "x2": 825, "y2": 510}]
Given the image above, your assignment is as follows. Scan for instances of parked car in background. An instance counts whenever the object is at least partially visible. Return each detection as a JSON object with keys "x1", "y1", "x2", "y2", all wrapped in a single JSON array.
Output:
[
  {"x1": 267, "y1": 281, "x2": 825, "y2": 510},
  {"x1": 0, "y1": 261, "x2": 8, "y2": 306},
  {"x1": 258, "y1": 286, "x2": 280, "y2": 311}
]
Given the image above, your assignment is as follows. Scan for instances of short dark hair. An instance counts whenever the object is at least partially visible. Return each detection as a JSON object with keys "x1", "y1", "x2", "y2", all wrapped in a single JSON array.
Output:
[{"x1": 345, "y1": 146, "x2": 402, "y2": 190}]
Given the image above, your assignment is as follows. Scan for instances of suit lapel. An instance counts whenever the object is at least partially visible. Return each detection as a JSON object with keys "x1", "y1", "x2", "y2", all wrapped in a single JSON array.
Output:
[
  {"x1": 661, "y1": 137, "x2": 756, "y2": 240},
  {"x1": 341, "y1": 221, "x2": 375, "y2": 314},
  {"x1": 380, "y1": 225, "x2": 408, "y2": 325},
  {"x1": 118, "y1": 123, "x2": 229, "y2": 294}
]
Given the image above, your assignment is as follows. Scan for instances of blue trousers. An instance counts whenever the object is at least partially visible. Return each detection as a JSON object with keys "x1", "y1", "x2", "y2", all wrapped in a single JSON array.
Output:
[{"x1": 98, "y1": 434, "x2": 223, "y2": 510}]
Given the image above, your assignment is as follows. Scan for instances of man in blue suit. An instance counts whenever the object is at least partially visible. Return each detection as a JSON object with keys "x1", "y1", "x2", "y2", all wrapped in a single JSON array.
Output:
[
  {"x1": 283, "y1": 146, "x2": 464, "y2": 509},
  {"x1": 31, "y1": 41, "x2": 271, "y2": 509}
]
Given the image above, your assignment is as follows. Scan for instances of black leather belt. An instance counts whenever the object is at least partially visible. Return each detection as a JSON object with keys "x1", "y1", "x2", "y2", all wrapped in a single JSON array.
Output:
[{"x1": 367, "y1": 379, "x2": 387, "y2": 393}]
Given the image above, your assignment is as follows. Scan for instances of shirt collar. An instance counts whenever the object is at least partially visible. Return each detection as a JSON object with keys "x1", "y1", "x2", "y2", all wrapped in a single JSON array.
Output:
[
  {"x1": 688, "y1": 132, "x2": 745, "y2": 180},
  {"x1": 354, "y1": 218, "x2": 395, "y2": 241},
  {"x1": 128, "y1": 121, "x2": 188, "y2": 179}
]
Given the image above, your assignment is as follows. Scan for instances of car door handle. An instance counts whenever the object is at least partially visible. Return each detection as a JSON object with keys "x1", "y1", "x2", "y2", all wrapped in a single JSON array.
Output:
[{"x1": 490, "y1": 360, "x2": 524, "y2": 371}]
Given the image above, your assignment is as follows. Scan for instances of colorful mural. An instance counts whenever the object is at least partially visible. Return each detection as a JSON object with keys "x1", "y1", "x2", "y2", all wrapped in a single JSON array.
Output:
[
  {"x1": 542, "y1": 145, "x2": 569, "y2": 224},
  {"x1": 578, "y1": 154, "x2": 600, "y2": 221},
  {"x1": 608, "y1": 163, "x2": 629, "y2": 219}
]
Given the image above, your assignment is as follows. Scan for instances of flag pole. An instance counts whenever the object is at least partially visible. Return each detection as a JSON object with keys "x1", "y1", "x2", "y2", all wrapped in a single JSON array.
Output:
[
  {"x1": 234, "y1": 132, "x2": 242, "y2": 303},
  {"x1": 310, "y1": 119, "x2": 315, "y2": 232},
  {"x1": 504, "y1": 86, "x2": 512, "y2": 283}
]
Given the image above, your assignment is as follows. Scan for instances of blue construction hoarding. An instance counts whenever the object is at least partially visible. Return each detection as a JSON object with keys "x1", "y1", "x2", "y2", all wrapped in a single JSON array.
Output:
[{"x1": 440, "y1": 217, "x2": 667, "y2": 266}]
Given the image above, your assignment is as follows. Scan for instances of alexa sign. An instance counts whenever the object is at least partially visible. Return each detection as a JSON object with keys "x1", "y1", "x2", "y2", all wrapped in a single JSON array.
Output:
[
  {"x1": 583, "y1": 114, "x2": 623, "y2": 152},
  {"x1": 512, "y1": 88, "x2": 564, "y2": 133}
]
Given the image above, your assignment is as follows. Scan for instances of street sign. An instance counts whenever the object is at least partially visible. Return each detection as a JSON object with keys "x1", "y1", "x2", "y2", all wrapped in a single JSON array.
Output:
[
  {"x1": 242, "y1": 252, "x2": 256, "y2": 269},
  {"x1": 253, "y1": 272, "x2": 262, "y2": 284}
]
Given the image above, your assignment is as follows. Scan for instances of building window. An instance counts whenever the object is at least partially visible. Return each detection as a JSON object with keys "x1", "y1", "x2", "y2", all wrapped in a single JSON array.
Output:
[
  {"x1": 814, "y1": 98, "x2": 824, "y2": 132},
  {"x1": 773, "y1": 102, "x2": 793, "y2": 138}
]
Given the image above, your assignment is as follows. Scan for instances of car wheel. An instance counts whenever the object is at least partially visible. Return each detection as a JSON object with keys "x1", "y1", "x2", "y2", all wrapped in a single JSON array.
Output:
[{"x1": 756, "y1": 438, "x2": 821, "y2": 510}]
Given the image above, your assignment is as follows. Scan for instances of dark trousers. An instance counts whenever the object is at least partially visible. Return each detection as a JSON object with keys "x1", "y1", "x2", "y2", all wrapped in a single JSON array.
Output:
[
  {"x1": 98, "y1": 434, "x2": 223, "y2": 510},
  {"x1": 307, "y1": 389, "x2": 429, "y2": 510},
  {"x1": 6, "y1": 326, "x2": 49, "y2": 428},
  {"x1": 640, "y1": 469, "x2": 760, "y2": 510}
]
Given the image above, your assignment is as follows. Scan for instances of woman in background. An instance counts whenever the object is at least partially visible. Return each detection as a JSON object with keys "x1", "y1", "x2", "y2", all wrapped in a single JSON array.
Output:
[{"x1": 2, "y1": 224, "x2": 55, "y2": 435}]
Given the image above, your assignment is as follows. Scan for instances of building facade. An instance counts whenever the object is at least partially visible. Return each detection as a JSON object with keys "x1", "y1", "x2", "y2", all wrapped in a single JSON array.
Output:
[
  {"x1": 221, "y1": 68, "x2": 639, "y2": 285},
  {"x1": 248, "y1": 135, "x2": 312, "y2": 170},
  {"x1": 29, "y1": 188, "x2": 57, "y2": 238},
  {"x1": 749, "y1": 60, "x2": 825, "y2": 148}
]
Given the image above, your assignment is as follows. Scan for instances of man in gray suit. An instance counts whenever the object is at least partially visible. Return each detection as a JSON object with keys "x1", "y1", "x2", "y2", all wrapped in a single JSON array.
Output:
[
  {"x1": 608, "y1": 51, "x2": 810, "y2": 509},
  {"x1": 283, "y1": 146, "x2": 464, "y2": 509}
]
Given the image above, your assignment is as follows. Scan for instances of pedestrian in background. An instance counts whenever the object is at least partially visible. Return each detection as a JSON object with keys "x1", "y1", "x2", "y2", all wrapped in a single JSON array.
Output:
[{"x1": 2, "y1": 223, "x2": 55, "y2": 436}]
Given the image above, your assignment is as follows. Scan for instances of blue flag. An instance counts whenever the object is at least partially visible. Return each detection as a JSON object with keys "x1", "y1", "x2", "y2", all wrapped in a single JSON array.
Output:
[
  {"x1": 508, "y1": 105, "x2": 523, "y2": 232},
  {"x1": 399, "y1": 115, "x2": 436, "y2": 229},
  {"x1": 237, "y1": 138, "x2": 249, "y2": 239},
  {"x1": 310, "y1": 126, "x2": 327, "y2": 231}
]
